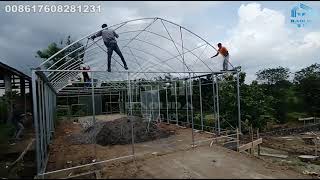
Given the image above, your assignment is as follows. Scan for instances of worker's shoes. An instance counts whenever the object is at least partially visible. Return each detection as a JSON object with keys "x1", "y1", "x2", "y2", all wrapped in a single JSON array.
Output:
[
  {"x1": 124, "y1": 65, "x2": 128, "y2": 70},
  {"x1": 107, "y1": 68, "x2": 111, "y2": 72}
]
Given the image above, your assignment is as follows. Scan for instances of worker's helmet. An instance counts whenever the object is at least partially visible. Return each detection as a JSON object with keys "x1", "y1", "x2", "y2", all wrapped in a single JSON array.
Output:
[{"x1": 102, "y1": 24, "x2": 108, "y2": 28}]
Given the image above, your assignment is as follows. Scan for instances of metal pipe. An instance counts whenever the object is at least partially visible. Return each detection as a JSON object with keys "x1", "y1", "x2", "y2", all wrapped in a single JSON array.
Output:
[
  {"x1": 216, "y1": 75, "x2": 220, "y2": 135},
  {"x1": 31, "y1": 71, "x2": 41, "y2": 174},
  {"x1": 189, "y1": 73, "x2": 195, "y2": 147},
  {"x1": 199, "y1": 78, "x2": 203, "y2": 131},
  {"x1": 37, "y1": 70, "x2": 238, "y2": 73},
  {"x1": 128, "y1": 72, "x2": 135, "y2": 158},
  {"x1": 38, "y1": 154, "x2": 134, "y2": 176},
  {"x1": 91, "y1": 72, "x2": 96, "y2": 124},
  {"x1": 174, "y1": 81, "x2": 178, "y2": 125},
  {"x1": 185, "y1": 79, "x2": 189, "y2": 126},
  {"x1": 165, "y1": 87, "x2": 169, "y2": 123},
  {"x1": 39, "y1": 79, "x2": 45, "y2": 174},
  {"x1": 151, "y1": 85, "x2": 154, "y2": 120},
  {"x1": 157, "y1": 85, "x2": 161, "y2": 122},
  {"x1": 236, "y1": 71, "x2": 241, "y2": 134},
  {"x1": 212, "y1": 74, "x2": 217, "y2": 133}
]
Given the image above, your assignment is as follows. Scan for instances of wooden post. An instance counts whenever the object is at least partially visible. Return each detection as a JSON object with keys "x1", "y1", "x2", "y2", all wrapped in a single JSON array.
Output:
[{"x1": 257, "y1": 128, "x2": 261, "y2": 156}]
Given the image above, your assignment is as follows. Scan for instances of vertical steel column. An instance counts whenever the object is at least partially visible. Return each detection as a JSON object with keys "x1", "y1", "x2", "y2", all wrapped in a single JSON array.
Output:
[
  {"x1": 31, "y1": 71, "x2": 41, "y2": 174},
  {"x1": 151, "y1": 85, "x2": 154, "y2": 120},
  {"x1": 157, "y1": 85, "x2": 161, "y2": 122},
  {"x1": 139, "y1": 86, "x2": 142, "y2": 116},
  {"x1": 212, "y1": 74, "x2": 217, "y2": 133},
  {"x1": 189, "y1": 73, "x2": 195, "y2": 147},
  {"x1": 118, "y1": 91, "x2": 121, "y2": 114},
  {"x1": 185, "y1": 79, "x2": 189, "y2": 126},
  {"x1": 53, "y1": 93, "x2": 56, "y2": 130},
  {"x1": 47, "y1": 89, "x2": 51, "y2": 141},
  {"x1": 199, "y1": 78, "x2": 203, "y2": 131},
  {"x1": 40, "y1": 80, "x2": 46, "y2": 172},
  {"x1": 216, "y1": 75, "x2": 220, "y2": 135},
  {"x1": 128, "y1": 72, "x2": 135, "y2": 157},
  {"x1": 124, "y1": 89, "x2": 127, "y2": 114},
  {"x1": 109, "y1": 91, "x2": 112, "y2": 114},
  {"x1": 49, "y1": 89, "x2": 53, "y2": 139},
  {"x1": 174, "y1": 81, "x2": 178, "y2": 125},
  {"x1": 236, "y1": 71, "x2": 241, "y2": 133},
  {"x1": 143, "y1": 85, "x2": 147, "y2": 116},
  {"x1": 165, "y1": 87, "x2": 169, "y2": 124},
  {"x1": 135, "y1": 83, "x2": 138, "y2": 102},
  {"x1": 121, "y1": 90, "x2": 124, "y2": 114},
  {"x1": 45, "y1": 85, "x2": 49, "y2": 143},
  {"x1": 46, "y1": 85, "x2": 50, "y2": 143},
  {"x1": 91, "y1": 72, "x2": 96, "y2": 124}
]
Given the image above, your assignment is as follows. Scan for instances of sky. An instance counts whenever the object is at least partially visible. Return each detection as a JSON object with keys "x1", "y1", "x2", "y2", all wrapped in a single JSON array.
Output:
[{"x1": 0, "y1": 1, "x2": 319, "y2": 83}]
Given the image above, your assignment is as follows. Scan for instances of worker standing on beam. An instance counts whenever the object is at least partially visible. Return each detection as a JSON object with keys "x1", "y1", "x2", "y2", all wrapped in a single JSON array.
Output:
[
  {"x1": 80, "y1": 63, "x2": 91, "y2": 87},
  {"x1": 211, "y1": 43, "x2": 230, "y2": 71},
  {"x1": 90, "y1": 24, "x2": 128, "y2": 72}
]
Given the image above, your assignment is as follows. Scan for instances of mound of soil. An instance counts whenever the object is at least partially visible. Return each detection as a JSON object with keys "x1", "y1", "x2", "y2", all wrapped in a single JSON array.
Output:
[
  {"x1": 96, "y1": 117, "x2": 174, "y2": 146},
  {"x1": 68, "y1": 116, "x2": 174, "y2": 146}
]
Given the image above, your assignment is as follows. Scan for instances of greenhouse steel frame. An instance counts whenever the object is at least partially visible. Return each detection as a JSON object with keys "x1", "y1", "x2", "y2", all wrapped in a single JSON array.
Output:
[{"x1": 31, "y1": 17, "x2": 242, "y2": 177}]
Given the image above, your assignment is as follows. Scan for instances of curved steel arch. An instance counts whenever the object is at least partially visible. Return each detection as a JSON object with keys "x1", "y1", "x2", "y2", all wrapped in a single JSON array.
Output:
[{"x1": 37, "y1": 17, "x2": 233, "y2": 92}]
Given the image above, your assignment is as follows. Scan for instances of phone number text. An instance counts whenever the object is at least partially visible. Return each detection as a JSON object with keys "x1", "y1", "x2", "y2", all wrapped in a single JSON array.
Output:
[{"x1": 4, "y1": 4, "x2": 101, "y2": 13}]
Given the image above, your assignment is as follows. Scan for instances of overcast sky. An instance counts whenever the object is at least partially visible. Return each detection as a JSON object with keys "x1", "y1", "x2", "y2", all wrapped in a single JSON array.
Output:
[{"x1": 0, "y1": 1, "x2": 319, "y2": 83}]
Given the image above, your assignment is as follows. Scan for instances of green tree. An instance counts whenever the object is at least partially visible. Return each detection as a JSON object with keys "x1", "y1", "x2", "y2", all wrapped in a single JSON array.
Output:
[
  {"x1": 256, "y1": 66, "x2": 290, "y2": 85},
  {"x1": 294, "y1": 63, "x2": 320, "y2": 116},
  {"x1": 36, "y1": 36, "x2": 84, "y2": 69},
  {"x1": 256, "y1": 67, "x2": 293, "y2": 123},
  {"x1": 240, "y1": 80, "x2": 274, "y2": 130},
  {"x1": 217, "y1": 72, "x2": 274, "y2": 130}
]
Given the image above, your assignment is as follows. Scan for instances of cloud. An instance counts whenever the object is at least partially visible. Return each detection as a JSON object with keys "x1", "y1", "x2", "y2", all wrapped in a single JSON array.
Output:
[
  {"x1": 0, "y1": 1, "x2": 223, "y2": 77},
  {"x1": 224, "y1": 3, "x2": 320, "y2": 83},
  {"x1": 0, "y1": 1, "x2": 318, "y2": 85}
]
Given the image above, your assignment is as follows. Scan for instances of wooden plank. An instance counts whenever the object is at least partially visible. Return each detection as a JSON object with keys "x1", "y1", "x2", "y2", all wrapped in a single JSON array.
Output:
[
  {"x1": 299, "y1": 117, "x2": 315, "y2": 121},
  {"x1": 238, "y1": 138, "x2": 263, "y2": 152},
  {"x1": 9, "y1": 139, "x2": 35, "y2": 168},
  {"x1": 260, "y1": 153, "x2": 288, "y2": 159}
]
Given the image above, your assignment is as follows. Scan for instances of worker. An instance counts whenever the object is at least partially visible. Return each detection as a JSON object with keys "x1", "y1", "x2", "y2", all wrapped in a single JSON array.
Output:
[
  {"x1": 11, "y1": 104, "x2": 25, "y2": 140},
  {"x1": 80, "y1": 64, "x2": 91, "y2": 87},
  {"x1": 82, "y1": 64, "x2": 91, "y2": 87},
  {"x1": 211, "y1": 43, "x2": 230, "y2": 71},
  {"x1": 90, "y1": 24, "x2": 128, "y2": 72}
]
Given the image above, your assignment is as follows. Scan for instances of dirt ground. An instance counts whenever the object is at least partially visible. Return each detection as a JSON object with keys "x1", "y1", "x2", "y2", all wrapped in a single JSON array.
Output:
[
  {"x1": 263, "y1": 134, "x2": 317, "y2": 155},
  {"x1": 45, "y1": 114, "x2": 212, "y2": 178},
  {"x1": 259, "y1": 132, "x2": 320, "y2": 178},
  {"x1": 0, "y1": 128, "x2": 36, "y2": 179},
  {"x1": 44, "y1": 114, "x2": 310, "y2": 179},
  {"x1": 100, "y1": 145, "x2": 308, "y2": 179}
]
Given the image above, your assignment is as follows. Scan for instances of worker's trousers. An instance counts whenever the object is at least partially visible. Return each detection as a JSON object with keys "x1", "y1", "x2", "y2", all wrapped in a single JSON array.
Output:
[
  {"x1": 15, "y1": 122, "x2": 24, "y2": 139},
  {"x1": 223, "y1": 55, "x2": 229, "y2": 71},
  {"x1": 104, "y1": 42, "x2": 127, "y2": 71}
]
